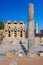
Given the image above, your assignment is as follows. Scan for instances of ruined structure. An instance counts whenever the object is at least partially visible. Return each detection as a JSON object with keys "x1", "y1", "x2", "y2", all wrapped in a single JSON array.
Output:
[{"x1": 3, "y1": 21, "x2": 26, "y2": 44}]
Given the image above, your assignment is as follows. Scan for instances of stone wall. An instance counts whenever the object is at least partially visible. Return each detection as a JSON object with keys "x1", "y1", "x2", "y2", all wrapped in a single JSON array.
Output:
[
  {"x1": 34, "y1": 37, "x2": 43, "y2": 43},
  {"x1": 3, "y1": 20, "x2": 26, "y2": 44}
]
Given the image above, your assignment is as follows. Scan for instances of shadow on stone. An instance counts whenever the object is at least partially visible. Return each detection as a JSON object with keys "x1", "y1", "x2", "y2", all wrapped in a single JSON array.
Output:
[{"x1": 20, "y1": 41, "x2": 28, "y2": 55}]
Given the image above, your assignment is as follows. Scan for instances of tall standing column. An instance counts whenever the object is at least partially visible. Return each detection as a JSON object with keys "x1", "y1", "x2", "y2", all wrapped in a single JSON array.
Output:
[
  {"x1": 28, "y1": 3, "x2": 35, "y2": 55},
  {"x1": 36, "y1": 22, "x2": 38, "y2": 34}
]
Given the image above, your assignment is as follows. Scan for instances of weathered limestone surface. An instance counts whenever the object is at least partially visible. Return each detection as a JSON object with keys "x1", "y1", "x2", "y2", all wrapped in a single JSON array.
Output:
[
  {"x1": 28, "y1": 3, "x2": 35, "y2": 56},
  {"x1": 28, "y1": 21, "x2": 35, "y2": 54}
]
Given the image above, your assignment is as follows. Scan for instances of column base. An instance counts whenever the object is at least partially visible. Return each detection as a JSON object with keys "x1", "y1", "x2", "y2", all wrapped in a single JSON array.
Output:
[{"x1": 27, "y1": 53, "x2": 39, "y2": 58}]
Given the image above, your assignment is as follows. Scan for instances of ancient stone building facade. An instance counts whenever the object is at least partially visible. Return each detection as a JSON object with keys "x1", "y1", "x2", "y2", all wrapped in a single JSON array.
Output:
[{"x1": 3, "y1": 20, "x2": 26, "y2": 44}]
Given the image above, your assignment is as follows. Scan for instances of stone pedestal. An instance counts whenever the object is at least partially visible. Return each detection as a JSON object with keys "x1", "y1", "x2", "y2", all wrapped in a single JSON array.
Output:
[
  {"x1": 6, "y1": 50, "x2": 14, "y2": 59},
  {"x1": 40, "y1": 53, "x2": 43, "y2": 57}
]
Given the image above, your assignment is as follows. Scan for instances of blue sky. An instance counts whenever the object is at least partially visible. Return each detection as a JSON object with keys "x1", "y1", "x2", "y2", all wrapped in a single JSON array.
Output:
[{"x1": 0, "y1": 0, "x2": 43, "y2": 31}]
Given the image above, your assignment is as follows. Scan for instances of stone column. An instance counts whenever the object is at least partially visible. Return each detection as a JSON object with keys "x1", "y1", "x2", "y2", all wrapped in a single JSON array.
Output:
[
  {"x1": 17, "y1": 23, "x2": 20, "y2": 43},
  {"x1": 36, "y1": 22, "x2": 38, "y2": 34},
  {"x1": 22, "y1": 23, "x2": 26, "y2": 43},
  {"x1": 4, "y1": 22, "x2": 5, "y2": 37},
  {"x1": 28, "y1": 3, "x2": 35, "y2": 56}
]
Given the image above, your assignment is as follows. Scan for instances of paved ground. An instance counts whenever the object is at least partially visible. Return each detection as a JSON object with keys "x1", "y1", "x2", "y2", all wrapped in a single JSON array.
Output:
[
  {"x1": 0, "y1": 55, "x2": 43, "y2": 65},
  {"x1": 0, "y1": 39, "x2": 43, "y2": 59},
  {"x1": 0, "y1": 39, "x2": 43, "y2": 65}
]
